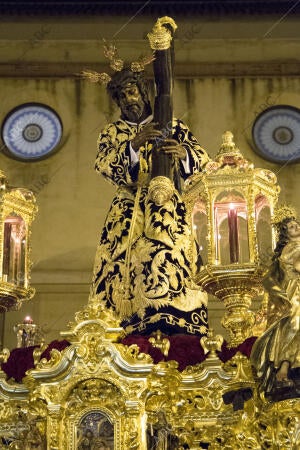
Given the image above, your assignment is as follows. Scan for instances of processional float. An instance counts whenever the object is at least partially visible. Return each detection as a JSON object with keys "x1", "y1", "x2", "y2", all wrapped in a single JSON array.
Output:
[{"x1": 0, "y1": 17, "x2": 299, "y2": 450}]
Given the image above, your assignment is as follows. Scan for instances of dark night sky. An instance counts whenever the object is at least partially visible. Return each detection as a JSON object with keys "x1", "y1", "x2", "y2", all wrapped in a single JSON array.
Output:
[{"x1": 1, "y1": 1, "x2": 300, "y2": 16}]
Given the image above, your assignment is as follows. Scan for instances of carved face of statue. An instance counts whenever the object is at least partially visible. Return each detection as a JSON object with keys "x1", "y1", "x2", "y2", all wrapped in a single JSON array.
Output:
[
  {"x1": 286, "y1": 220, "x2": 300, "y2": 240},
  {"x1": 117, "y1": 83, "x2": 147, "y2": 123}
]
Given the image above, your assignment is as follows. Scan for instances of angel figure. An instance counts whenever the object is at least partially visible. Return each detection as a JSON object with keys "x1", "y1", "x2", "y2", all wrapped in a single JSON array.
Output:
[{"x1": 251, "y1": 206, "x2": 300, "y2": 400}]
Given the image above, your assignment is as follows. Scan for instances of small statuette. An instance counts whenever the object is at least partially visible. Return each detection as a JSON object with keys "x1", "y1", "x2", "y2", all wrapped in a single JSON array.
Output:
[
  {"x1": 215, "y1": 130, "x2": 244, "y2": 164},
  {"x1": 220, "y1": 131, "x2": 237, "y2": 152}
]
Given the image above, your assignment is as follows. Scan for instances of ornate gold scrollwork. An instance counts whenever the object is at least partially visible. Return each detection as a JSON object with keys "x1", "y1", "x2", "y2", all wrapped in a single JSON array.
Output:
[{"x1": 148, "y1": 176, "x2": 175, "y2": 206}]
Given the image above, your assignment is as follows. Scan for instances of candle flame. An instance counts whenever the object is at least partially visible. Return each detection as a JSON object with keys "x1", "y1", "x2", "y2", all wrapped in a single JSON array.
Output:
[{"x1": 23, "y1": 315, "x2": 33, "y2": 324}]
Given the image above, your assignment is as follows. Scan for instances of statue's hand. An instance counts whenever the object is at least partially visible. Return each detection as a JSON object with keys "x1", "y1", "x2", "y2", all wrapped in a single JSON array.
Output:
[
  {"x1": 131, "y1": 123, "x2": 162, "y2": 151},
  {"x1": 160, "y1": 138, "x2": 187, "y2": 160}
]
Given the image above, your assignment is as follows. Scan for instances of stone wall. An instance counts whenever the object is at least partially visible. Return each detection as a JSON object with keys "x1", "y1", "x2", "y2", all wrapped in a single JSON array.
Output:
[{"x1": 1, "y1": 15, "x2": 300, "y2": 347}]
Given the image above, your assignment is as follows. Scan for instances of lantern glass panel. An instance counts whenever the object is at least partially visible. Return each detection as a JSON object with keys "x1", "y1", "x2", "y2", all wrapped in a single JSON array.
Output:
[
  {"x1": 192, "y1": 199, "x2": 208, "y2": 265},
  {"x1": 214, "y1": 191, "x2": 250, "y2": 264},
  {"x1": 3, "y1": 215, "x2": 26, "y2": 285},
  {"x1": 255, "y1": 195, "x2": 273, "y2": 264}
]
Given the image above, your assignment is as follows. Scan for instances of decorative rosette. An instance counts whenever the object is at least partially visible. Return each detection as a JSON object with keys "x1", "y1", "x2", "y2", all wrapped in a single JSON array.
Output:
[
  {"x1": 252, "y1": 105, "x2": 300, "y2": 163},
  {"x1": 2, "y1": 103, "x2": 62, "y2": 161}
]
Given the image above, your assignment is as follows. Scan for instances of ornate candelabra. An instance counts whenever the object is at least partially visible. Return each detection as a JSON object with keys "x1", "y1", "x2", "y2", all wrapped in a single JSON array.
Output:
[
  {"x1": 184, "y1": 132, "x2": 280, "y2": 346},
  {"x1": 0, "y1": 170, "x2": 37, "y2": 308},
  {"x1": 0, "y1": 170, "x2": 37, "y2": 348},
  {"x1": 14, "y1": 315, "x2": 43, "y2": 348}
]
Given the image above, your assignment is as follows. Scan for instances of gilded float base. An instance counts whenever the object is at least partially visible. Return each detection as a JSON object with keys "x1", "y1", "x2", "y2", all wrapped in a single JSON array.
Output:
[{"x1": 0, "y1": 308, "x2": 299, "y2": 449}]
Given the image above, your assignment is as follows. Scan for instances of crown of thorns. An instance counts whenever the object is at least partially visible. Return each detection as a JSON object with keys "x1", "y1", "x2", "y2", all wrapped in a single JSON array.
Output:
[
  {"x1": 79, "y1": 40, "x2": 155, "y2": 86},
  {"x1": 272, "y1": 204, "x2": 297, "y2": 228}
]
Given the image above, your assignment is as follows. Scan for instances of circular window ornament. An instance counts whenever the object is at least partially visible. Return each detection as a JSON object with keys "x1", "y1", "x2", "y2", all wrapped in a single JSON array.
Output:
[
  {"x1": 1, "y1": 103, "x2": 63, "y2": 161},
  {"x1": 252, "y1": 105, "x2": 300, "y2": 164}
]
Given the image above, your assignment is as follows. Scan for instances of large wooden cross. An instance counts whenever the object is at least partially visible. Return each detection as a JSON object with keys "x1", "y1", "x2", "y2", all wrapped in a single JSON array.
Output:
[{"x1": 148, "y1": 17, "x2": 178, "y2": 204}]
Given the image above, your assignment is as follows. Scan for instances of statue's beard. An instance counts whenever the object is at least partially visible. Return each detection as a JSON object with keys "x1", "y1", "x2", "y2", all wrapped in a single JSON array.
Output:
[
  {"x1": 122, "y1": 104, "x2": 144, "y2": 122},
  {"x1": 121, "y1": 101, "x2": 152, "y2": 124}
]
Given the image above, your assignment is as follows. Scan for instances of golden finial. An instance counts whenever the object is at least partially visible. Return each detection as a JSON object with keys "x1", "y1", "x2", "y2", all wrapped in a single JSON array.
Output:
[
  {"x1": 0, "y1": 348, "x2": 10, "y2": 364},
  {"x1": 272, "y1": 204, "x2": 297, "y2": 226},
  {"x1": 200, "y1": 328, "x2": 224, "y2": 357},
  {"x1": 219, "y1": 131, "x2": 240, "y2": 154},
  {"x1": 148, "y1": 330, "x2": 170, "y2": 357},
  {"x1": 147, "y1": 16, "x2": 177, "y2": 50},
  {"x1": 0, "y1": 170, "x2": 7, "y2": 191},
  {"x1": 223, "y1": 131, "x2": 234, "y2": 145},
  {"x1": 214, "y1": 131, "x2": 248, "y2": 167}
]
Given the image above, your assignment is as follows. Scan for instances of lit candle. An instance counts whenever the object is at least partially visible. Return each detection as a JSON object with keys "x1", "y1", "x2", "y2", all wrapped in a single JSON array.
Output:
[
  {"x1": 228, "y1": 204, "x2": 239, "y2": 263},
  {"x1": 215, "y1": 208, "x2": 220, "y2": 262},
  {"x1": 23, "y1": 315, "x2": 33, "y2": 324}
]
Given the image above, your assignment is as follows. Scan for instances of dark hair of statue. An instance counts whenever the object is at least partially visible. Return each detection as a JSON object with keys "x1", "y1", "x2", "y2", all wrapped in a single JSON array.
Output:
[
  {"x1": 270, "y1": 216, "x2": 296, "y2": 282},
  {"x1": 106, "y1": 68, "x2": 152, "y2": 116}
]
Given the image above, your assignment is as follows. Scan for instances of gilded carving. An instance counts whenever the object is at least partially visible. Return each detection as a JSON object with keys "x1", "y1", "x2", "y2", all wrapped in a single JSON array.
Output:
[
  {"x1": 48, "y1": 410, "x2": 61, "y2": 449},
  {"x1": 122, "y1": 417, "x2": 139, "y2": 450},
  {"x1": 115, "y1": 343, "x2": 153, "y2": 364},
  {"x1": 1, "y1": 18, "x2": 299, "y2": 450}
]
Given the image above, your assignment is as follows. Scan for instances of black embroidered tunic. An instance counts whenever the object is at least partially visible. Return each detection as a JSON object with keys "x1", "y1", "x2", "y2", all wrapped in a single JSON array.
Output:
[{"x1": 91, "y1": 116, "x2": 209, "y2": 336}]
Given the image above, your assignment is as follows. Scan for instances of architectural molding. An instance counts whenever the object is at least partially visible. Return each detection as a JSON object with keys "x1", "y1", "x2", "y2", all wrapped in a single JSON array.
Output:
[{"x1": 1, "y1": 61, "x2": 300, "y2": 78}]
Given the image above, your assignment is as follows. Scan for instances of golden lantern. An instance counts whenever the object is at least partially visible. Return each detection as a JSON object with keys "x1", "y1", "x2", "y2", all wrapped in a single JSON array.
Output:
[
  {"x1": 0, "y1": 170, "x2": 37, "y2": 315},
  {"x1": 184, "y1": 131, "x2": 280, "y2": 346}
]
